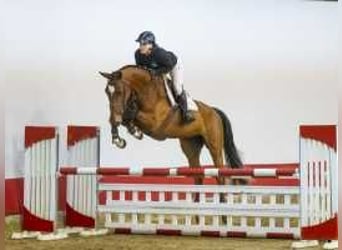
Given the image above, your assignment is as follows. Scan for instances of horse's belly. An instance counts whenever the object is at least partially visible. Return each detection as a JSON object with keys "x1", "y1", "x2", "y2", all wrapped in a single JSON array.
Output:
[{"x1": 139, "y1": 127, "x2": 167, "y2": 141}]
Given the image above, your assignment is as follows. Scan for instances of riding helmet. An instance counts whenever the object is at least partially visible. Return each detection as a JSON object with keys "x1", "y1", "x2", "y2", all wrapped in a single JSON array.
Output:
[{"x1": 135, "y1": 31, "x2": 156, "y2": 44}]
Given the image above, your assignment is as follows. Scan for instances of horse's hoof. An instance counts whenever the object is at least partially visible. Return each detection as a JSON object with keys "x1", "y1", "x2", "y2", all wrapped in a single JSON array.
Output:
[{"x1": 112, "y1": 138, "x2": 127, "y2": 149}]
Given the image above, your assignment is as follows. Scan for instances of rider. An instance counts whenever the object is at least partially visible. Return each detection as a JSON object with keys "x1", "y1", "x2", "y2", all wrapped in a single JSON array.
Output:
[{"x1": 134, "y1": 31, "x2": 195, "y2": 123}]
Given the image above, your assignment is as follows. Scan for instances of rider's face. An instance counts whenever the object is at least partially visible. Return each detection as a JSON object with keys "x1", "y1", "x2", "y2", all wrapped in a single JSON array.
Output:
[{"x1": 139, "y1": 43, "x2": 153, "y2": 55}]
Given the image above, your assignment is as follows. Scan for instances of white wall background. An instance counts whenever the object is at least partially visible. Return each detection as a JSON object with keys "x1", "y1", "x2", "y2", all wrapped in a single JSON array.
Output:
[{"x1": 4, "y1": 0, "x2": 338, "y2": 177}]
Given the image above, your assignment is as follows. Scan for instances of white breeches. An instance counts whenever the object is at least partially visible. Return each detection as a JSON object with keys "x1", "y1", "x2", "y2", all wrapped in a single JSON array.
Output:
[{"x1": 169, "y1": 59, "x2": 184, "y2": 96}]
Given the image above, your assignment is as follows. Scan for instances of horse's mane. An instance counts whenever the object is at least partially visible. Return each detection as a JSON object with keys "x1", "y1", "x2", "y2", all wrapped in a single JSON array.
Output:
[
  {"x1": 119, "y1": 64, "x2": 153, "y2": 80},
  {"x1": 118, "y1": 64, "x2": 166, "y2": 98}
]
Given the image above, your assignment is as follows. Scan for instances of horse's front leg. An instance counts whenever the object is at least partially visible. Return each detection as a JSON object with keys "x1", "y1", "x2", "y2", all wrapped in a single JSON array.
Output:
[
  {"x1": 111, "y1": 125, "x2": 127, "y2": 149},
  {"x1": 122, "y1": 97, "x2": 143, "y2": 140},
  {"x1": 126, "y1": 121, "x2": 143, "y2": 140}
]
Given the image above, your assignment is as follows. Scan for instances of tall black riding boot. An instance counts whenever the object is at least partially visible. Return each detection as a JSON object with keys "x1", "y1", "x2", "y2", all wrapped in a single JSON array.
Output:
[{"x1": 177, "y1": 91, "x2": 195, "y2": 124}]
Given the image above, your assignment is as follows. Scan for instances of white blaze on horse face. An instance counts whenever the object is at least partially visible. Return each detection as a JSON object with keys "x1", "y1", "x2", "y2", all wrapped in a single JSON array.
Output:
[{"x1": 107, "y1": 85, "x2": 115, "y2": 96}]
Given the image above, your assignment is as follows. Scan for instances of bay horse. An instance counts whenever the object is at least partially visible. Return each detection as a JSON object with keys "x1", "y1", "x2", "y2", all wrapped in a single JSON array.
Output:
[{"x1": 99, "y1": 65, "x2": 245, "y2": 188}]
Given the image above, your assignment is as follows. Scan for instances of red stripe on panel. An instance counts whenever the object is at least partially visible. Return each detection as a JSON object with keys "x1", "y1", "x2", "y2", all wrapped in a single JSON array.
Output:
[
  {"x1": 65, "y1": 202, "x2": 95, "y2": 228},
  {"x1": 25, "y1": 126, "x2": 56, "y2": 148},
  {"x1": 67, "y1": 125, "x2": 98, "y2": 147},
  {"x1": 22, "y1": 206, "x2": 54, "y2": 232},
  {"x1": 300, "y1": 125, "x2": 336, "y2": 150}
]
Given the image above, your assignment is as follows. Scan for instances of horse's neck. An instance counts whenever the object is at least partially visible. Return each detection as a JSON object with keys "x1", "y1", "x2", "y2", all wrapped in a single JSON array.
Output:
[
  {"x1": 122, "y1": 67, "x2": 170, "y2": 111},
  {"x1": 133, "y1": 78, "x2": 169, "y2": 112}
]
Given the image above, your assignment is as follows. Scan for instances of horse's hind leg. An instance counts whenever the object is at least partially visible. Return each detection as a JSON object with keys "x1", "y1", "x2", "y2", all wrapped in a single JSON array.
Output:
[
  {"x1": 205, "y1": 140, "x2": 226, "y2": 198},
  {"x1": 203, "y1": 120, "x2": 229, "y2": 224},
  {"x1": 179, "y1": 136, "x2": 204, "y2": 202},
  {"x1": 202, "y1": 115, "x2": 226, "y2": 185}
]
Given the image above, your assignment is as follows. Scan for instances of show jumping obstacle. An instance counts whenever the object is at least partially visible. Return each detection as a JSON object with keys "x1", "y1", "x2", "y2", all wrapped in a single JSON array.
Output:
[{"x1": 12, "y1": 125, "x2": 338, "y2": 249}]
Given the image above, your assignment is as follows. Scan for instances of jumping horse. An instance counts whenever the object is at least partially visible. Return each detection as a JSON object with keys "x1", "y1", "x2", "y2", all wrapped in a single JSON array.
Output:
[{"x1": 99, "y1": 65, "x2": 245, "y2": 188}]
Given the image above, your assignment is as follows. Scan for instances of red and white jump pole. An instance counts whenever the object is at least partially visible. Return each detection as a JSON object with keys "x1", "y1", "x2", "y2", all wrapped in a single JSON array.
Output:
[{"x1": 59, "y1": 166, "x2": 298, "y2": 177}]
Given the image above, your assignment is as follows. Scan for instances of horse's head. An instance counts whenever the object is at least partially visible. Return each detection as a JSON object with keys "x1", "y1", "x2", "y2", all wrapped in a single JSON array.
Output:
[
  {"x1": 99, "y1": 65, "x2": 159, "y2": 148},
  {"x1": 99, "y1": 70, "x2": 133, "y2": 148},
  {"x1": 99, "y1": 70, "x2": 132, "y2": 126}
]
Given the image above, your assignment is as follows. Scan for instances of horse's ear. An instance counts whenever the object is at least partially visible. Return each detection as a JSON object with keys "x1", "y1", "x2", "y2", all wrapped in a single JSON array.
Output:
[
  {"x1": 99, "y1": 71, "x2": 122, "y2": 80},
  {"x1": 99, "y1": 71, "x2": 112, "y2": 79},
  {"x1": 111, "y1": 71, "x2": 122, "y2": 80}
]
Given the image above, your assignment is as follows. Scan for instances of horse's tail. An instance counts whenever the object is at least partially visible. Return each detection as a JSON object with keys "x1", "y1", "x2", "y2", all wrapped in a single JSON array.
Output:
[{"x1": 213, "y1": 107, "x2": 243, "y2": 168}]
